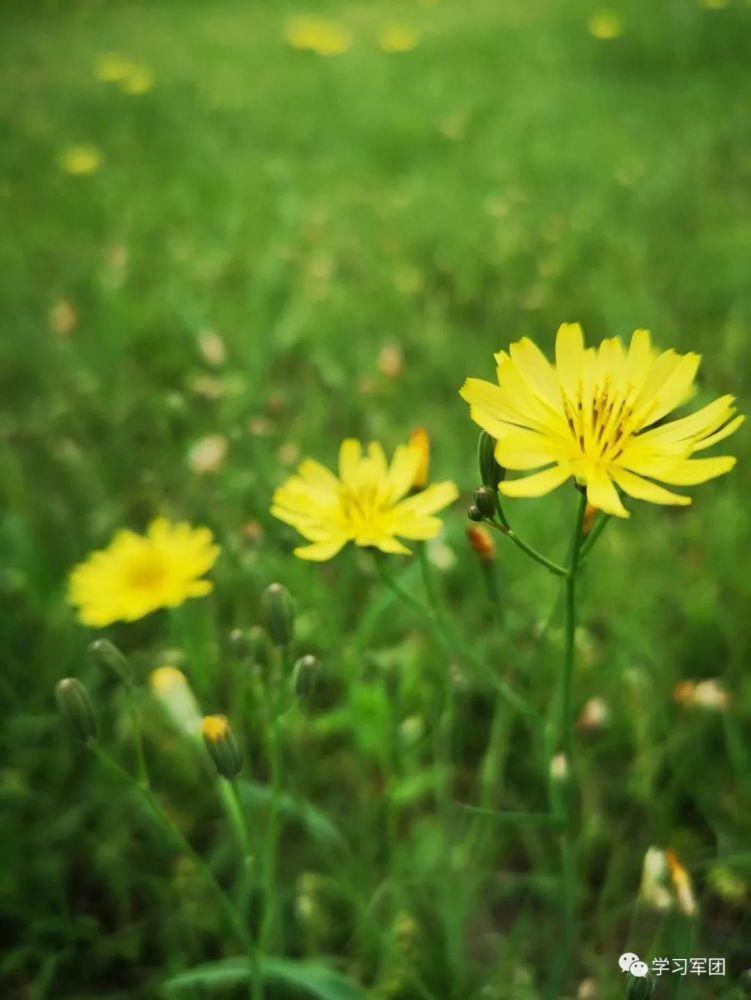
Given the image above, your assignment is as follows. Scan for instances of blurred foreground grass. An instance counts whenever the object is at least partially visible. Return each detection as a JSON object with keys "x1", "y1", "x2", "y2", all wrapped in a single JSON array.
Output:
[{"x1": 1, "y1": 0, "x2": 751, "y2": 997}]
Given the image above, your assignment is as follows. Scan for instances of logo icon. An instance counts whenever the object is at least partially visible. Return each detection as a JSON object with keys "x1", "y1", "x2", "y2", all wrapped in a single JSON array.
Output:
[{"x1": 619, "y1": 953, "x2": 640, "y2": 974}]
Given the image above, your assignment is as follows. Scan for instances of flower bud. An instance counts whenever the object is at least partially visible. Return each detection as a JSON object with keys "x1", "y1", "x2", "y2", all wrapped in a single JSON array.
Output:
[
  {"x1": 409, "y1": 428, "x2": 430, "y2": 490},
  {"x1": 263, "y1": 582, "x2": 295, "y2": 647},
  {"x1": 466, "y1": 525, "x2": 495, "y2": 562},
  {"x1": 293, "y1": 654, "x2": 320, "y2": 699},
  {"x1": 89, "y1": 638, "x2": 132, "y2": 683},
  {"x1": 150, "y1": 666, "x2": 201, "y2": 736},
  {"x1": 626, "y1": 973, "x2": 655, "y2": 1000},
  {"x1": 467, "y1": 505, "x2": 484, "y2": 523},
  {"x1": 478, "y1": 430, "x2": 505, "y2": 489},
  {"x1": 473, "y1": 486, "x2": 496, "y2": 520},
  {"x1": 56, "y1": 678, "x2": 98, "y2": 745},
  {"x1": 201, "y1": 715, "x2": 242, "y2": 779}
]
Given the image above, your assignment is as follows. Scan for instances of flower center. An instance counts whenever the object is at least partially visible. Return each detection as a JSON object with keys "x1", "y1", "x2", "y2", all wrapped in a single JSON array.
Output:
[
  {"x1": 563, "y1": 377, "x2": 654, "y2": 463},
  {"x1": 125, "y1": 551, "x2": 167, "y2": 592}
]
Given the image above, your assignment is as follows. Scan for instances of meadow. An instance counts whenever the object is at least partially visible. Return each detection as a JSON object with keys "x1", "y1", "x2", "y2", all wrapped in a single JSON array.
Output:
[{"x1": 2, "y1": 0, "x2": 751, "y2": 997}]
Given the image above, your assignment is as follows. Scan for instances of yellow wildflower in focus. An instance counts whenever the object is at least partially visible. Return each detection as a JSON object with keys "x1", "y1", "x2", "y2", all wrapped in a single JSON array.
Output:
[
  {"x1": 588, "y1": 10, "x2": 623, "y2": 39},
  {"x1": 150, "y1": 666, "x2": 201, "y2": 735},
  {"x1": 69, "y1": 518, "x2": 220, "y2": 626},
  {"x1": 409, "y1": 428, "x2": 430, "y2": 488},
  {"x1": 377, "y1": 25, "x2": 419, "y2": 53},
  {"x1": 285, "y1": 18, "x2": 351, "y2": 56},
  {"x1": 271, "y1": 438, "x2": 458, "y2": 561},
  {"x1": 59, "y1": 145, "x2": 102, "y2": 176},
  {"x1": 460, "y1": 324, "x2": 743, "y2": 518}
]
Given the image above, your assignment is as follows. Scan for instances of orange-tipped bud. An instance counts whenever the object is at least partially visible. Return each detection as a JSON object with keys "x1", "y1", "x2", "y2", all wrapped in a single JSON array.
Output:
[
  {"x1": 582, "y1": 503, "x2": 597, "y2": 538},
  {"x1": 202, "y1": 714, "x2": 242, "y2": 779},
  {"x1": 409, "y1": 428, "x2": 430, "y2": 489},
  {"x1": 466, "y1": 525, "x2": 495, "y2": 562},
  {"x1": 665, "y1": 848, "x2": 698, "y2": 917},
  {"x1": 674, "y1": 678, "x2": 728, "y2": 712}
]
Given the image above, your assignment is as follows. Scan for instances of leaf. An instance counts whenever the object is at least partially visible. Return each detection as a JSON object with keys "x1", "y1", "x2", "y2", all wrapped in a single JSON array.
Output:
[{"x1": 163, "y1": 956, "x2": 366, "y2": 999}]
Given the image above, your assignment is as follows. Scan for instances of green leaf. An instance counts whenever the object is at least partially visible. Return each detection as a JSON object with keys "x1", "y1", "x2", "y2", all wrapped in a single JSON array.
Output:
[{"x1": 163, "y1": 956, "x2": 366, "y2": 999}]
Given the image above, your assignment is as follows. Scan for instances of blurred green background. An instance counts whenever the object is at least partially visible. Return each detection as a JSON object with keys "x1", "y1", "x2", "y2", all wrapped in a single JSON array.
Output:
[{"x1": 2, "y1": 0, "x2": 751, "y2": 997}]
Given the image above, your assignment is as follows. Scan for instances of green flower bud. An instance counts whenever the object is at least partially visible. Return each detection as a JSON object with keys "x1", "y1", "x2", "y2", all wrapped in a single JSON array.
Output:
[
  {"x1": 56, "y1": 678, "x2": 98, "y2": 745},
  {"x1": 89, "y1": 638, "x2": 132, "y2": 683},
  {"x1": 293, "y1": 654, "x2": 320, "y2": 699},
  {"x1": 201, "y1": 715, "x2": 242, "y2": 780},
  {"x1": 263, "y1": 582, "x2": 295, "y2": 648},
  {"x1": 478, "y1": 430, "x2": 505, "y2": 489},
  {"x1": 473, "y1": 486, "x2": 496, "y2": 520},
  {"x1": 467, "y1": 505, "x2": 484, "y2": 523},
  {"x1": 626, "y1": 973, "x2": 654, "y2": 1000}
]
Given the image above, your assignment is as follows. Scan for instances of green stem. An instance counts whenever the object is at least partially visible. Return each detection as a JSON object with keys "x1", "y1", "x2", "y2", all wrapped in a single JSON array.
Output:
[
  {"x1": 579, "y1": 511, "x2": 610, "y2": 563},
  {"x1": 550, "y1": 491, "x2": 587, "y2": 993},
  {"x1": 260, "y1": 652, "x2": 285, "y2": 954},
  {"x1": 124, "y1": 682, "x2": 149, "y2": 790},
  {"x1": 491, "y1": 493, "x2": 567, "y2": 577},
  {"x1": 91, "y1": 747, "x2": 261, "y2": 999}
]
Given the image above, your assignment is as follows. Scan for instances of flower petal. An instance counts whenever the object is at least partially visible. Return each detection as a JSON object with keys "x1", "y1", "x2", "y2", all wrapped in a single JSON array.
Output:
[
  {"x1": 499, "y1": 464, "x2": 570, "y2": 498},
  {"x1": 585, "y1": 468, "x2": 629, "y2": 518},
  {"x1": 610, "y1": 467, "x2": 691, "y2": 507},
  {"x1": 294, "y1": 537, "x2": 348, "y2": 561}
]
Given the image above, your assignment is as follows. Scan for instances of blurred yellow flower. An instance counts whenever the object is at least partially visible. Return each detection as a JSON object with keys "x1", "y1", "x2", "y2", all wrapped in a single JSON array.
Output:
[
  {"x1": 377, "y1": 25, "x2": 419, "y2": 53},
  {"x1": 588, "y1": 11, "x2": 623, "y2": 39},
  {"x1": 272, "y1": 438, "x2": 458, "y2": 560},
  {"x1": 59, "y1": 144, "x2": 102, "y2": 176},
  {"x1": 120, "y1": 67, "x2": 154, "y2": 95},
  {"x1": 94, "y1": 54, "x2": 154, "y2": 94},
  {"x1": 409, "y1": 427, "x2": 430, "y2": 489},
  {"x1": 460, "y1": 324, "x2": 743, "y2": 518},
  {"x1": 94, "y1": 53, "x2": 134, "y2": 82},
  {"x1": 69, "y1": 518, "x2": 220, "y2": 626},
  {"x1": 285, "y1": 18, "x2": 351, "y2": 56}
]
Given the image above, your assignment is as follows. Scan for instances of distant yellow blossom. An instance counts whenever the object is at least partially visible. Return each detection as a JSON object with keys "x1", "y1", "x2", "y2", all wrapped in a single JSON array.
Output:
[
  {"x1": 409, "y1": 428, "x2": 430, "y2": 488},
  {"x1": 120, "y1": 67, "x2": 154, "y2": 95},
  {"x1": 285, "y1": 18, "x2": 351, "y2": 56},
  {"x1": 588, "y1": 11, "x2": 623, "y2": 39},
  {"x1": 94, "y1": 54, "x2": 154, "y2": 94},
  {"x1": 272, "y1": 438, "x2": 458, "y2": 560},
  {"x1": 59, "y1": 145, "x2": 102, "y2": 176},
  {"x1": 69, "y1": 518, "x2": 219, "y2": 626},
  {"x1": 377, "y1": 25, "x2": 419, "y2": 53},
  {"x1": 460, "y1": 324, "x2": 743, "y2": 518},
  {"x1": 150, "y1": 666, "x2": 201, "y2": 735}
]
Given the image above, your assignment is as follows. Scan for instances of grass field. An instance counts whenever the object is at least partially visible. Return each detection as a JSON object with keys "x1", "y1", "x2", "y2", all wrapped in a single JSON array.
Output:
[{"x1": 2, "y1": 1, "x2": 751, "y2": 997}]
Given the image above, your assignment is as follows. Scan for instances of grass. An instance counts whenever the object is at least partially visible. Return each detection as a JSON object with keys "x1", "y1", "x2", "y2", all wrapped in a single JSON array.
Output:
[{"x1": 2, "y1": 0, "x2": 751, "y2": 997}]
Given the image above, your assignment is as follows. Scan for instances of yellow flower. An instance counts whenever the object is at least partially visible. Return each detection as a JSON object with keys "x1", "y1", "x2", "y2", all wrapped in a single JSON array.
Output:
[
  {"x1": 59, "y1": 144, "x2": 102, "y2": 176},
  {"x1": 377, "y1": 25, "x2": 419, "y2": 53},
  {"x1": 120, "y1": 66, "x2": 154, "y2": 95},
  {"x1": 409, "y1": 427, "x2": 430, "y2": 489},
  {"x1": 588, "y1": 11, "x2": 623, "y2": 39},
  {"x1": 93, "y1": 53, "x2": 134, "y2": 82},
  {"x1": 69, "y1": 518, "x2": 220, "y2": 626},
  {"x1": 271, "y1": 438, "x2": 458, "y2": 560},
  {"x1": 284, "y1": 18, "x2": 351, "y2": 56},
  {"x1": 460, "y1": 324, "x2": 743, "y2": 518}
]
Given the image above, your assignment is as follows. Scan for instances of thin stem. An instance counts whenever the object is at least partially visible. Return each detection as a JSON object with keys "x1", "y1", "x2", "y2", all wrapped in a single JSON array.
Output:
[
  {"x1": 485, "y1": 502, "x2": 567, "y2": 577},
  {"x1": 260, "y1": 651, "x2": 285, "y2": 954},
  {"x1": 91, "y1": 746, "x2": 261, "y2": 997},
  {"x1": 579, "y1": 511, "x2": 610, "y2": 563},
  {"x1": 124, "y1": 682, "x2": 149, "y2": 790},
  {"x1": 550, "y1": 490, "x2": 587, "y2": 994},
  {"x1": 225, "y1": 779, "x2": 263, "y2": 1000}
]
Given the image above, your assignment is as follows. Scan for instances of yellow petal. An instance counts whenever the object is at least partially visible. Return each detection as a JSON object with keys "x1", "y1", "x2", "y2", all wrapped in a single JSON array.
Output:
[
  {"x1": 508, "y1": 337, "x2": 561, "y2": 410},
  {"x1": 387, "y1": 444, "x2": 421, "y2": 501},
  {"x1": 634, "y1": 350, "x2": 700, "y2": 426},
  {"x1": 460, "y1": 377, "x2": 525, "y2": 429},
  {"x1": 555, "y1": 322, "x2": 585, "y2": 400},
  {"x1": 297, "y1": 459, "x2": 340, "y2": 494},
  {"x1": 610, "y1": 468, "x2": 691, "y2": 506},
  {"x1": 371, "y1": 536, "x2": 412, "y2": 555},
  {"x1": 692, "y1": 413, "x2": 744, "y2": 451},
  {"x1": 338, "y1": 439, "x2": 362, "y2": 483},
  {"x1": 585, "y1": 468, "x2": 629, "y2": 518},
  {"x1": 394, "y1": 481, "x2": 459, "y2": 518},
  {"x1": 499, "y1": 465, "x2": 570, "y2": 498},
  {"x1": 494, "y1": 426, "x2": 573, "y2": 470},
  {"x1": 636, "y1": 455, "x2": 737, "y2": 486},
  {"x1": 294, "y1": 537, "x2": 347, "y2": 561}
]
